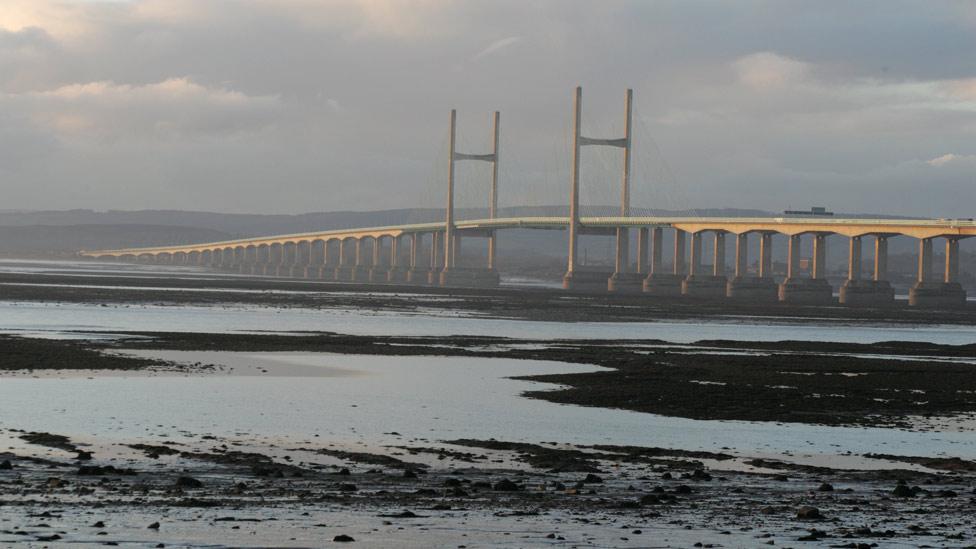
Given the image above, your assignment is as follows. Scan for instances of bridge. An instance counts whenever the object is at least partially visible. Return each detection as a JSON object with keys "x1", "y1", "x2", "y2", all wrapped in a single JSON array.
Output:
[{"x1": 81, "y1": 87, "x2": 975, "y2": 308}]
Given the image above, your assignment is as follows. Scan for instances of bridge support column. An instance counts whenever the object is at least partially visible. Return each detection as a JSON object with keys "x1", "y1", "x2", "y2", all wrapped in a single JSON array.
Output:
[
  {"x1": 608, "y1": 225, "x2": 644, "y2": 293},
  {"x1": 563, "y1": 87, "x2": 626, "y2": 293},
  {"x1": 244, "y1": 246, "x2": 259, "y2": 275},
  {"x1": 683, "y1": 231, "x2": 727, "y2": 298},
  {"x1": 910, "y1": 237, "x2": 966, "y2": 307},
  {"x1": 727, "y1": 232, "x2": 778, "y2": 301},
  {"x1": 427, "y1": 232, "x2": 442, "y2": 285},
  {"x1": 386, "y1": 236, "x2": 408, "y2": 283},
  {"x1": 840, "y1": 235, "x2": 895, "y2": 306},
  {"x1": 334, "y1": 240, "x2": 353, "y2": 281},
  {"x1": 367, "y1": 238, "x2": 386, "y2": 283},
  {"x1": 643, "y1": 228, "x2": 685, "y2": 295},
  {"x1": 406, "y1": 233, "x2": 429, "y2": 285},
  {"x1": 779, "y1": 234, "x2": 832, "y2": 304},
  {"x1": 303, "y1": 241, "x2": 320, "y2": 279},
  {"x1": 349, "y1": 239, "x2": 368, "y2": 282}
]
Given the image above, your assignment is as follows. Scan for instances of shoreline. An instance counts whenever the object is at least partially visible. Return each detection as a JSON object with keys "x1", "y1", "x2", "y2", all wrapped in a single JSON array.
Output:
[{"x1": 1, "y1": 269, "x2": 974, "y2": 326}]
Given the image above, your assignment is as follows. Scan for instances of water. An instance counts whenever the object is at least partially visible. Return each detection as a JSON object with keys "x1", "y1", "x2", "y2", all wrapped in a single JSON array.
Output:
[
  {"x1": 3, "y1": 258, "x2": 974, "y2": 344},
  {"x1": 1, "y1": 299, "x2": 973, "y2": 344},
  {"x1": 3, "y1": 351, "x2": 974, "y2": 465}
]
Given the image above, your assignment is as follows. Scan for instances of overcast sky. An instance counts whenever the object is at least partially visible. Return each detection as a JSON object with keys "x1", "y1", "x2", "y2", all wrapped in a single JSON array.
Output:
[{"x1": 1, "y1": 0, "x2": 975, "y2": 216}]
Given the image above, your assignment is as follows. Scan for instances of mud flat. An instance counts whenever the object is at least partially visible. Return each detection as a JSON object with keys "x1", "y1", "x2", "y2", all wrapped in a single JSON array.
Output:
[
  {"x1": 1, "y1": 279, "x2": 975, "y2": 546},
  {"x1": 2, "y1": 427, "x2": 976, "y2": 548},
  {"x1": 1, "y1": 269, "x2": 973, "y2": 325},
  {"x1": 5, "y1": 333, "x2": 976, "y2": 429}
]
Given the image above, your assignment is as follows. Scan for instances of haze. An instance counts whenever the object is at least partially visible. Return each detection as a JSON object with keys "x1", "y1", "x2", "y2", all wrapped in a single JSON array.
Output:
[{"x1": 2, "y1": 0, "x2": 974, "y2": 217}]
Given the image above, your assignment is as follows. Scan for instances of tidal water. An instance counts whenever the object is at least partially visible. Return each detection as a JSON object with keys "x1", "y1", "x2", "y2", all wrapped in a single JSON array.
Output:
[
  {"x1": 2, "y1": 258, "x2": 975, "y2": 470},
  {"x1": 3, "y1": 351, "x2": 975, "y2": 467}
]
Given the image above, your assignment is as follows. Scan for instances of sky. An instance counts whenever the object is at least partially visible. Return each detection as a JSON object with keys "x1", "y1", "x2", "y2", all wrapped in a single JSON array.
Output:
[{"x1": 1, "y1": 0, "x2": 975, "y2": 217}]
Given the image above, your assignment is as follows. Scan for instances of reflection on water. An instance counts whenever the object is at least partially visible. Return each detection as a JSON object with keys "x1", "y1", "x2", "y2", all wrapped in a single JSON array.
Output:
[
  {"x1": 2, "y1": 351, "x2": 975, "y2": 464},
  {"x1": 1, "y1": 300, "x2": 974, "y2": 344}
]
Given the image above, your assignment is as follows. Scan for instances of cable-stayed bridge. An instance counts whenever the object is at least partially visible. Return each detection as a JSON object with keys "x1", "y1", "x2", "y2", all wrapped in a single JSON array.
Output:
[{"x1": 81, "y1": 87, "x2": 975, "y2": 308}]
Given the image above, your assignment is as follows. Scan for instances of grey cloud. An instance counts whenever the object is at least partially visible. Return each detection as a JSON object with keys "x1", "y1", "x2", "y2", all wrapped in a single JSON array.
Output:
[{"x1": 0, "y1": 0, "x2": 974, "y2": 217}]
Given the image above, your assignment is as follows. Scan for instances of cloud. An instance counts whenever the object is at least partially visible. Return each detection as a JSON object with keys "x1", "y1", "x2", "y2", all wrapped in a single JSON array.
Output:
[
  {"x1": 0, "y1": 0, "x2": 975, "y2": 217},
  {"x1": 732, "y1": 52, "x2": 811, "y2": 91},
  {"x1": 472, "y1": 36, "x2": 521, "y2": 61},
  {"x1": 9, "y1": 78, "x2": 281, "y2": 140},
  {"x1": 928, "y1": 153, "x2": 958, "y2": 166}
]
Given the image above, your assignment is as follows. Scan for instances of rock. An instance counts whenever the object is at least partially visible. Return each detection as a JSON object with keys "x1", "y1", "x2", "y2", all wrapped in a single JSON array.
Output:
[
  {"x1": 691, "y1": 469, "x2": 712, "y2": 481},
  {"x1": 674, "y1": 485, "x2": 692, "y2": 494},
  {"x1": 402, "y1": 469, "x2": 418, "y2": 479},
  {"x1": 333, "y1": 534, "x2": 355, "y2": 542},
  {"x1": 92, "y1": 521, "x2": 106, "y2": 528},
  {"x1": 0, "y1": 460, "x2": 13, "y2": 470},
  {"x1": 796, "y1": 506, "x2": 823, "y2": 520},
  {"x1": 175, "y1": 476, "x2": 203, "y2": 489},
  {"x1": 46, "y1": 477, "x2": 64, "y2": 488},
  {"x1": 892, "y1": 484, "x2": 915, "y2": 498},
  {"x1": 581, "y1": 473, "x2": 603, "y2": 484},
  {"x1": 661, "y1": 472, "x2": 672, "y2": 480},
  {"x1": 444, "y1": 478, "x2": 462, "y2": 487},
  {"x1": 338, "y1": 483, "x2": 358, "y2": 492},
  {"x1": 818, "y1": 482, "x2": 834, "y2": 492},
  {"x1": 797, "y1": 528, "x2": 826, "y2": 541},
  {"x1": 75, "y1": 450, "x2": 93, "y2": 461},
  {"x1": 639, "y1": 494, "x2": 660, "y2": 505},
  {"x1": 493, "y1": 479, "x2": 520, "y2": 491},
  {"x1": 35, "y1": 534, "x2": 62, "y2": 542},
  {"x1": 148, "y1": 521, "x2": 160, "y2": 530}
]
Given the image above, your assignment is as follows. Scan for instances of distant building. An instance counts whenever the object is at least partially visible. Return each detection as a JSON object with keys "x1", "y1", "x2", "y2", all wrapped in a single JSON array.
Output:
[{"x1": 784, "y1": 206, "x2": 834, "y2": 216}]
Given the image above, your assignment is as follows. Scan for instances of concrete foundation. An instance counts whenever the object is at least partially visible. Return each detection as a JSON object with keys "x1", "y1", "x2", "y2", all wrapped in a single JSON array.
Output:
[
  {"x1": 440, "y1": 267, "x2": 500, "y2": 288},
  {"x1": 386, "y1": 267, "x2": 408, "y2": 283},
  {"x1": 908, "y1": 282, "x2": 967, "y2": 308},
  {"x1": 642, "y1": 273, "x2": 684, "y2": 296},
  {"x1": 406, "y1": 269, "x2": 432, "y2": 285},
  {"x1": 563, "y1": 270, "x2": 614, "y2": 292},
  {"x1": 367, "y1": 267, "x2": 389, "y2": 283},
  {"x1": 333, "y1": 266, "x2": 355, "y2": 282},
  {"x1": 682, "y1": 275, "x2": 728, "y2": 298},
  {"x1": 726, "y1": 276, "x2": 778, "y2": 302},
  {"x1": 778, "y1": 278, "x2": 833, "y2": 305},
  {"x1": 839, "y1": 280, "x2": 895, "y2": 306},
  {"x1": 607, "y1": 272, "x2": 645, "y2": 293}
]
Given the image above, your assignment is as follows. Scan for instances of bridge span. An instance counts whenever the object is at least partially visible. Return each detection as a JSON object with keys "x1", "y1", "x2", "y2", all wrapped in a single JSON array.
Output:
[
  {"x1": 80, "y1": 87, "x2": 974, "y2": 308},
  {"x1": 81, "y1": 214, "x2": 975, "y2": 308}
]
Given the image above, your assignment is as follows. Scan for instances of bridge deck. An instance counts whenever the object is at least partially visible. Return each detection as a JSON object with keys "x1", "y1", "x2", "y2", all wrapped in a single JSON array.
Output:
[{"x1": 80, "y1": 216, "x2": 976, "y2": 257}]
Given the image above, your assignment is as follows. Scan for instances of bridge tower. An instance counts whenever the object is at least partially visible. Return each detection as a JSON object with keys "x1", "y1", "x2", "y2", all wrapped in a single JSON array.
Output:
[
  {"x1": 563, "y1": 86, "x2": 638, "y2": 292},
  {"x1": 439, "y1": 109, "x2": 502, "y2": 287}
]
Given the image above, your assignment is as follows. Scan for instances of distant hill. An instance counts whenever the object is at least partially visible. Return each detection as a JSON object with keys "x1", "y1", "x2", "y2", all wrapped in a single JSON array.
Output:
[
  {"x1": 0, "y1": 224, "x2": 233, "y2": 257},
  {"x1": 0, "y1": 206, "x2": 910, "y2": 238}
]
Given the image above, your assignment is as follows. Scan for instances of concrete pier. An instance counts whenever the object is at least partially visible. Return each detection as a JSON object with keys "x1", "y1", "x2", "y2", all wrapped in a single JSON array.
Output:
[
  {"x1": 778, "y1": 234, "x2": 832, "y2": 304},
  {"x1": 726, "y1": 232, "x2": 778, "y2": 301},
  {"x1": 644, "y1": 228, "x2": 685, "y2": 295},
  {"x1": 910, "y1": 237, "x2": 967, "y2": 307},
  {"x1": 682, "y1": 231, "x2": 727, "y2": 297},
  {"x1": 840, "y1": 235, "x2": 895, "y2": 306}
]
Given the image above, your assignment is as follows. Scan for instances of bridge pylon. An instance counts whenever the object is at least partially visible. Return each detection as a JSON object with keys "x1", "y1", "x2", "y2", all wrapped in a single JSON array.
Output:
[
  {"x1": 563, "y1": 86, "x2": 638, "y2": 292},
  {"x1": 439, "y1": 109, "x2": 501, "y2": 287}
]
